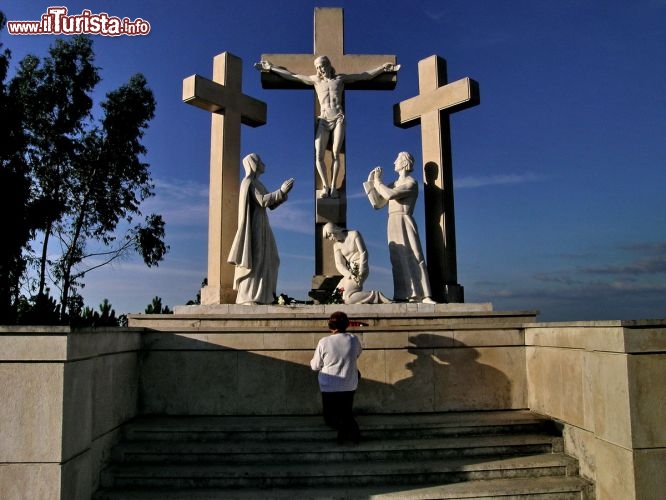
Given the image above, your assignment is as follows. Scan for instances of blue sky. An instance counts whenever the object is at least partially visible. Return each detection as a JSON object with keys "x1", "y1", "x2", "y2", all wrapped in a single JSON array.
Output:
[{"x1": 3, "y1": 0, "x2": 665, "y2": 321}]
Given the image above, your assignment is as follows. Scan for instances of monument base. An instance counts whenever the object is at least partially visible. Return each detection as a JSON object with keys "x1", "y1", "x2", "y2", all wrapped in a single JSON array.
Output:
[
  {"x1": 439, "y1": 283, "x2": 465, "y2": 303},
  {"x1": 172, "y1": 301, "x2": 495, "y2": 316},
  {"x1": 309, "y1": 275, "x2": 342, "y2": 304},
  {"x1": 200, "y1": 284, "x2": 237, "y2": 305},
  {"x1": 130, "y1": 302, "x2": 536, "y2": 417},
  {"x1": 6, "y1": 318, "x2": 665, "y2": 500},
  {"x1": 315, "y1": 195, "x2": 346, "y2": 224}
]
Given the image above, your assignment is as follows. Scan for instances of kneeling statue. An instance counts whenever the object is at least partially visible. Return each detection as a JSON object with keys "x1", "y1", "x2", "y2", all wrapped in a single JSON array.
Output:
[{"x1": 323, "y1": 222, "x2": 391, "y2": 304}]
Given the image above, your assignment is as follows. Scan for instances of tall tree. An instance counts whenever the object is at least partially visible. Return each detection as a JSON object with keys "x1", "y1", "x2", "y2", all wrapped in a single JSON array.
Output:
[
  {"x1": 1, "y1": 24, "x2": 168, "y2": 322},
  {"x1": 52, "y1": 73, "x2": 168, "y2": 316},
  {"x1": 0, "y1": 12, "x2": 31, "y2": 322},
  {"x1": 10, "y1": 35, "x2": 100, "y2": 302}
]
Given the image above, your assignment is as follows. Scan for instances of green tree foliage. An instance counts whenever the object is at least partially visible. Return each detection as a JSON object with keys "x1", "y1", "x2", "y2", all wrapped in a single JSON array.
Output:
[
  {"x1": 51, "y1": 73, "x2": 168, "y2": 317},
  {"x1": 185, "y1": 277, "x2": 206, "y2": 305},
  {"x1": 145, "y1": 296, "x2": 171, "y2": 315},
  {"x1": 11, "y1": 35, "x2": 102, "y2": 307},
  {"x1": 80, "y1": 299, "x2": 123, "y2": 327},
  {"x1": 0, "y1": 14, "x2": 168, "y2": 324},
  {"x1": 15, "y1": 290, "x2": 61, "y2": 326},
  {"x1": 0, "y1": 12, "x2": 32, "y2": 323}
]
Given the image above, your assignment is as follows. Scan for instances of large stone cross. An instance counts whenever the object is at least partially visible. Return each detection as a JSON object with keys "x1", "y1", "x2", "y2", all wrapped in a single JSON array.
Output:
[
  {"x1": 259, "y1": 7, "x2": 397, "y2": 287},
  {"x1": 183, "y1": 52, "x2": 267, "y2": 304},
  {"x1": 394, "y1": 55, "x2": 480, "y2": 303}
]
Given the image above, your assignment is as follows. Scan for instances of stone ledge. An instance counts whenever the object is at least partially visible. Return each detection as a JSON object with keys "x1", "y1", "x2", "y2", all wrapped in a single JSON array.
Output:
[
  {"x1": 170, "y1": 302, "x2": 495, "y2": 316},
  {"x1": 525, "y1": 320, "x2": 666, "y2": 354},
  {"x1": 0, "y1": 329, "x2": 143, "y2": 362},
  {"x1": 139, "y1": 328, "x2": 526, "y2": 351},
  {"x1": 129, "y1": 307, "x2": 538, "y2": 332}
]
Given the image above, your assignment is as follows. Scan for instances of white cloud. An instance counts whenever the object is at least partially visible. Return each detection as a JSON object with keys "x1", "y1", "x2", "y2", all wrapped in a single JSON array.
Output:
[
  {"x1": 269, "y1": 199, "x2": 313, "y2": 234},
  {"x1": 142, "y1": 178, "x2": 208, "y2": 226},
  {"x1": 456, "y1": 172, "x2": 543, "y2": 189},
  {"x1": 583, "y1": 255, "x2": 666, "y2": 275},
  {"x1": 146, "y1": 179, "x2": 315, "y2": 235}
]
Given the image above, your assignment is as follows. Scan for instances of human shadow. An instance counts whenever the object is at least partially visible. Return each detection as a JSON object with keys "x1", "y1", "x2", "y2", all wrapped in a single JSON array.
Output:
[
  {"x1": 138, "y1": 326, "x2": 515, "y2": 417},
  {"x1": 409, "y1": 333, "x2": 513, "y2": 411},
  {"x1": 356, "y1": 332, "x2": 514, "y2": 413}
]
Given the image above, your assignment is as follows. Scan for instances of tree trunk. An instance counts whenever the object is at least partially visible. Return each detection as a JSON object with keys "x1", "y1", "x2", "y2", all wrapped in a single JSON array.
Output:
[{"x1": 38, "y1": 221, "x2": 52, "y2": 298}]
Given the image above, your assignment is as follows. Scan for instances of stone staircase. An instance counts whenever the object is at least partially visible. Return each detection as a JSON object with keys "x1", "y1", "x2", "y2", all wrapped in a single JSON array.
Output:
[{"x1": 94, "y1": 410, "x2": 594, "y2": 499}]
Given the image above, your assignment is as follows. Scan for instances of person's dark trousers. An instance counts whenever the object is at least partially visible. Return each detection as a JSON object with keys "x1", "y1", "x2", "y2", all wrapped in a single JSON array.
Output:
[{"x1": 321, "y1": 390, "x2": 360, "y2": 443}]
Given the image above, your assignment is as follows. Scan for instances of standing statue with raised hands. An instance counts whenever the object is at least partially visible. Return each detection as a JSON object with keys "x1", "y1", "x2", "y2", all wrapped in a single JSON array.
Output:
[
  {"x1": 227, "y1": 153, "x2": 294, "y2": 305},
  {"x1": 256, "y1": 56, "x2": 399, "y2": 199},
  {"x1": 364, "y1": 152, "x2": 436, "y2": 304}
]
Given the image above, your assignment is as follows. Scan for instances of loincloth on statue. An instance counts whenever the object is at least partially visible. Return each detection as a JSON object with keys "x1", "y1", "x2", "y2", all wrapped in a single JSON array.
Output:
[{"x1": 317, "y1": 113, "x2": 345, "y2": 132}]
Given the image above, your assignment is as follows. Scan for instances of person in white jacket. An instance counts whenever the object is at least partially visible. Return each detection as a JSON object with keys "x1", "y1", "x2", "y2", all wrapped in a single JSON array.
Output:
[{"x1": 310, "y1": 311, "x2": 362, "y2": 443}]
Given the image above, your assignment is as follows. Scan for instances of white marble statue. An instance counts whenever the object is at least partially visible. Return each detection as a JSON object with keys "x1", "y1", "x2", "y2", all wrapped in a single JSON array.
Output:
[
  {"x1": 323, "y1": 223, "x2": 391, "y2": 304},
  {"x1": 256, "y1": 56, "x2": 399, "y2": 199},
  {"x1": 227, "y1": 153, "x2": 294, "y2": 305},
  {"x1": 363, "y1": 152, "x2": 436, "y2": 304}
]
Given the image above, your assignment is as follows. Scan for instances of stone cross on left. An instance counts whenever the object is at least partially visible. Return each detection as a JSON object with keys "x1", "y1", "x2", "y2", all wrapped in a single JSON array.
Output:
[{"x1": 183, "y1": 52, "x2": 267, "y2": 305}]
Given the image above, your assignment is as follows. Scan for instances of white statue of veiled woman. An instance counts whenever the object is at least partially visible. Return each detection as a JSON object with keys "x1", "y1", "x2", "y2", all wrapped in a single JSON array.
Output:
[
  {"x1": 227, "y1": 153, "x2": 294, "y2": 305},
  {"x1": 363, "y1": 152, "x2": 436, "y2": 304}
]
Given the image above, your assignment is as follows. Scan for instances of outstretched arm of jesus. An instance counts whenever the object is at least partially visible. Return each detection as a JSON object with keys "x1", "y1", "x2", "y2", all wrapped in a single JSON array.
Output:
[
  {"x1": 341, "y1": 62, "x2": 400, "y2": 83},
  {"x1": 254, "y1": 60, "x2": 314, "y2": 85}
]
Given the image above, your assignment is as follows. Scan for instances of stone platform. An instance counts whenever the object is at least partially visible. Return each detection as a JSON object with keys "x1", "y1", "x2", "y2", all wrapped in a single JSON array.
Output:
[
  {"x1": 2, "y1": 312, "x2": 664, "y2": 500},
  {"x1": 171, "y1": 301, "x2": 495, "y2": 315},
  {"x1": 128, "y1": 303, "x2": 536, "y2": 416},
  {"x1": 134, "y1": 301, "x2": 532, "y2": 331}
]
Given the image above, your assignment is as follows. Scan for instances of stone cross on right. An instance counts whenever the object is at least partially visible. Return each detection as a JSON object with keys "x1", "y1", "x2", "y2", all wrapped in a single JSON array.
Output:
[{"x1": 394, "y1": 55, "x2": 480, "y2": 303}]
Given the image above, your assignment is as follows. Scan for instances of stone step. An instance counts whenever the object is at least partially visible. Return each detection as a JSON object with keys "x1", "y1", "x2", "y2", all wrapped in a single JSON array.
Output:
[
  {"x1": 96, "y1": 411, "x2": 593, "y2": 499},
  {"x1": 112, "y1": 433, "x2": 562, "y2": 464},
  {"x1": 121, "y1": 411, "x2": 556, "y2": 443},
  {"x1": 94, "y1": 475, "x2": 592, "y2": 499},
  {"x1": 101, "y1": 453, "x2": 579, "y2": 489}
]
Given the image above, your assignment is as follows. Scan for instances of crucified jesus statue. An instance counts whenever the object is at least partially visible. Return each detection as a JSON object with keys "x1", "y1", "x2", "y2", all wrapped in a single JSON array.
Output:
[{"x1": 255, "y1": 55, "x2": 399, "y2": 198}]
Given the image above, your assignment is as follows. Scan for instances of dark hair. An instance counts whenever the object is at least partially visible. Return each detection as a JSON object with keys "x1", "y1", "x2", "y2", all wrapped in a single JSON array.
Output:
[{"x1": 328, "y1": 311, "x2": 350, "y2": 332}]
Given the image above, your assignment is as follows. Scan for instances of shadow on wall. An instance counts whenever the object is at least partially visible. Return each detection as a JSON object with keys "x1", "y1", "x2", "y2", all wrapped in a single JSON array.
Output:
[
  {"x1": 409, "y1": 334, "x2": 512, "y2": 409},
  {"x1": 138, "y1": 330, "x2": 516, "y2": 416}
]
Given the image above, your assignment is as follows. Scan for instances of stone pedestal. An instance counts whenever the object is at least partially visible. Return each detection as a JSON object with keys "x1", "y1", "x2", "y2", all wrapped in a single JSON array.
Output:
[
  {"x1": 132, "y1": 302, "x2": 540, "y2": 416},
  {"x1": 199, "y1": 284, "x2": 237, "y2": 306},
  {"x1": 442, "y1": 283, "x2": 465, "y2": 303}
]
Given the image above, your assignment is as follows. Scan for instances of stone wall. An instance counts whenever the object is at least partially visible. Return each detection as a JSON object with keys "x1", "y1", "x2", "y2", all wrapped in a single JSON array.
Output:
[
  {"x1": 134, "y1": 304, "x2": 532, "y2": 415},
  {"x1": 138, "y1": 325, "x2": 528, "y2": 415},
  {"x1": 525, "y1": 320, "x2": 666, "y2": 500},
  {"x1": 2, "y1": 312, "x2": 664, "y2": 500},
  {"x1": 0, "y1": 327, "x2": 141, "y2": 500}
]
